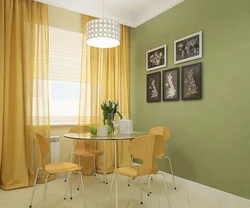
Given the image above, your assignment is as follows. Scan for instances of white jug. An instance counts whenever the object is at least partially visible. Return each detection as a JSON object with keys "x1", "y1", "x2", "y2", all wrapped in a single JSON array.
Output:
[{"x1": 118, "y1": 118, "x2": 133, "y2": 134}]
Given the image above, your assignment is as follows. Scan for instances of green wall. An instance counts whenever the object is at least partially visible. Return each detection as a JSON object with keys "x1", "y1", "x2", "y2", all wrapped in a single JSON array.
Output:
[{"x1": 130, "y1": 0, "x2": 250, "y2": 199}]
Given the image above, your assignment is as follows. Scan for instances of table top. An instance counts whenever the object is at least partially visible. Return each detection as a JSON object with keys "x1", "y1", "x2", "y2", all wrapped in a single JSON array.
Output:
[{"x1": 64, "y1": 131, "x2": 149, "y2": 141}]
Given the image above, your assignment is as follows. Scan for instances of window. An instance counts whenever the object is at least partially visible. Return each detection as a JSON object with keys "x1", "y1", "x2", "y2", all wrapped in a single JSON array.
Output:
[{"x1": 49, "y1": 27, "x2": 82, "y2": 125}]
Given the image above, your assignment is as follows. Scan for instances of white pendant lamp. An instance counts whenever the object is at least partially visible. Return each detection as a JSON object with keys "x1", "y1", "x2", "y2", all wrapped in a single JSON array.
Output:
[{"x1": 86, "y1": 0, "x2": 120, "y2": 48}]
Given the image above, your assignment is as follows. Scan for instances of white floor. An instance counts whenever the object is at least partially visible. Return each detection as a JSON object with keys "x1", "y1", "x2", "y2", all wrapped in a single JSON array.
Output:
[{"x1": 0, "y1": 172, "x2": 249, "y2": 208}]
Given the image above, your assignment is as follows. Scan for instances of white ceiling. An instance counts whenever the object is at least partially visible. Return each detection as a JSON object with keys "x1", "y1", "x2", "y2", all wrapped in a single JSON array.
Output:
[{"x1": 35, "y1": 0, "x2": 184, "y2": 28}]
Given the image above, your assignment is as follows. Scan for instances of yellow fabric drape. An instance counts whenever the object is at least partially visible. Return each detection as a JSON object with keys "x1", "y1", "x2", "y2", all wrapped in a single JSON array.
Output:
[
  {"x1": 78, "y1": 15, "x2": 130, "y2": 175},
  {"x1": 0, "y1": 0, "x2": 50, "y2": 190}
]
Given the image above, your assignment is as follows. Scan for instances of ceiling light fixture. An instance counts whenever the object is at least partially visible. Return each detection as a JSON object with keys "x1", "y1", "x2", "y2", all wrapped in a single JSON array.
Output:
[{"x1": 86, "y1": 0, "x2": 120, "y2": 48}]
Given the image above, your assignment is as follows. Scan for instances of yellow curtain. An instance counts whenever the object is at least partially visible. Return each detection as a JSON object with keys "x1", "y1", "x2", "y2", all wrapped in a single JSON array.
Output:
[
  {"x1": 0, "y1": 0, "x2": 50, "y2": 190},
  {"x1": 78, "y1": 15, "x2": 130, "y2": 175}
]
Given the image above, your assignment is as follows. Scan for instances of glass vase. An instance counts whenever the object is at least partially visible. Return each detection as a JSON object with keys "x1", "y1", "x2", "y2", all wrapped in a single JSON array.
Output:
[{"x1": 106, "y1": 113, "x2": 114, "y2": 128}]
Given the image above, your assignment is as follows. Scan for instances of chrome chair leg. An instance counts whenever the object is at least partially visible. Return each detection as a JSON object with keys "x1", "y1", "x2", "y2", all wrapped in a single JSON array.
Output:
[
  {"x1": 77, "y1": 157, "x2": 82, "y2": 190},
  {"x1": 65, "y1": 141, "x2": 75, "y2": 182},
  {"x1": 108, "y1": 173, "x2": 114, "y2": 208},
  {"x1": 64, "y1": 171, "x2": 70, "y2": 194},
  {"x1": 140, "y1": 177, "x2": 143, "y2": 205},
  {"x1": 29, "y1": 167, "x2": 42, "y2": 208},
  {"x1": 70, "y1": 172, "x2": 73, "y2": 200},
  {"x1": 127, "y1": 156, "x2": 134, "y2": 186},
  {"x1": 103, "y1": 155, "x2": 108, "y2": 184},
  {"x1": 77, "y1": 172, "x2": 80, "y2": 191},
  {"x1": 103, "y1": 140, "x2": 108, "y2": 184},
  {"x1": 108, "y1": 172, "x2": 119, "y2": 208},
  {"x1": 79, "y1": 171, "x2": 87, "y2": 208},
  {"x1": 64, "y1": 172, "x2": 70, "y2": 200},
  {"x1": 165, "y1": 156, "x2": 176, "y2": 189},
  {"x1": 160, "y1": 172, "x2": 171, "y2": 208},
  {"x1": 146, "y1": 173, "x2": 153, "y2": 194},
  {"x1": 147, "y1": 175, "x2": 151, "y2": 196},
  {"x1": 148, "y1": 155, "x2": 176, "y2": 195},
  {"x1": 94, "y1": 158, "x2": 96, "y2": 175},
  {"x1": 65, "y1": 172, "x2": 69, "y2": 183},
  {"x1": 115, "y1": 173, "x2": 118, "y2": 208},
  {"x1": 42, "y1": 174, "x2": 50, "y2": 208},
  {"x1": 129, "y1": 177, "x2": 133, "y2": 208},
  {"x1": 128, "y1": 177, "x2": 131, "y2": 186}
]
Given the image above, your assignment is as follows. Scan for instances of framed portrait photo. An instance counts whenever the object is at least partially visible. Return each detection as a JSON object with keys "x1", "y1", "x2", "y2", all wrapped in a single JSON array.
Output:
[
  {"x1": 174, "y1": 31, "x2": 202, "y2": 64},
  {"x1": 147, "y1": 72, "x2": 161, "y2": 102},
  {"x1": 146, "y1": 44, "x2": 167, "y2": 71},
  {"x1": 162, "y1": 68, "x2": 179, "y2": 101},
  {"x1": 181, "y1": 62, "x2": 202, "y2": 100}
]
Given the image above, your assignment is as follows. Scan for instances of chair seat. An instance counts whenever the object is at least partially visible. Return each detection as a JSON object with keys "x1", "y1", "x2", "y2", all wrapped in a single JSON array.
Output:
[
  {"x1": 45, "y1": 162, "x2": 82, "y2": 174},
  {"x1": 114, "y1": 166, "x2": 138, "y2": 177},
  {"x1": 74, "y1": 149, "x2": 103, "y2": 158}
]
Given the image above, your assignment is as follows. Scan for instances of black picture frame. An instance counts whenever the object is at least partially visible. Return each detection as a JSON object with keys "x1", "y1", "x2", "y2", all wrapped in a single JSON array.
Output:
[
  {"x1": 147, "y1": 72, "x2": 161, "y2": 102},
  {"x1": 146, "y1": 45, "x2": 167, "y2": 71},
  {"x1": 174, "y1": 31, "x2": 202, "y2": 64},
  {"x1": 181, "y1": 62, "x2": 202, "y2": 100},
  {"x1": 162, "y1": 68, "x2": 180, "y2": 101}
]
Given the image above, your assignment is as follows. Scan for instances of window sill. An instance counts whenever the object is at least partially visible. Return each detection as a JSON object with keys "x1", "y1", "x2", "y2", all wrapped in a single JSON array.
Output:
[{"x1": 50, "y1": 123, "x2": 77, "y2": 127}]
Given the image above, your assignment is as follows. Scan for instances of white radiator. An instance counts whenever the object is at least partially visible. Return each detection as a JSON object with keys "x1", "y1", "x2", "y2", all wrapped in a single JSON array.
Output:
[
  {"x1": 50, "y1": 136, "x2": 60, "y2": 163},
  {"x1": 33, "y1": 135, "x2": 60, "y2": 171}
]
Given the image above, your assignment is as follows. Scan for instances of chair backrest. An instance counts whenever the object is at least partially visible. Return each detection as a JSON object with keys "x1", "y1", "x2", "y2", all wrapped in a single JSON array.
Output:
[
  {"x1": 36, "y1": 134, "x2": 50, "y2": 169},
  {"x1": 149, "y1": 126, "x2": 170, "y2": 142},
  {"x1": 69, "y1": 125, "x2": 93, "y2": 152},
  {"x1": 129, "y1": 134, "x2": 165, "y2": 176}
]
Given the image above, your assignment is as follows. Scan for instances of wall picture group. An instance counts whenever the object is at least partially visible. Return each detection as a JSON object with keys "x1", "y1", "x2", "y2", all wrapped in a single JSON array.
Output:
[
  {"x1": 146, "y1": 31, "x2": 203, "y2": 102},
  {"x1": 146, "y1": 63, "x2": 202, "y2": 102}
]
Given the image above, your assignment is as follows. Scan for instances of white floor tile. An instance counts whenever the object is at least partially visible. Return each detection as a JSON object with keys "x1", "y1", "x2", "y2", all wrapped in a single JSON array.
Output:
[{"x1": 0, "y1": 173, "x2": 249, "y2": 208}]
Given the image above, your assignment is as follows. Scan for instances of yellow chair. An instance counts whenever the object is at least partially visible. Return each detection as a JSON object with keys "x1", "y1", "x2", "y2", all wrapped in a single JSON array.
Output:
[
  {"x1": 108, "y1": 135, "x2": 171, "y2": 208},
  {"x1": 148, "y1": 126, "x2": 176, "y2": 194},
  {"x1": 29, "y1": 134, "x2": 86, "y2": 208},
  {"x1": 66, "y1": 125, "x2": 107, "y2": 185}
]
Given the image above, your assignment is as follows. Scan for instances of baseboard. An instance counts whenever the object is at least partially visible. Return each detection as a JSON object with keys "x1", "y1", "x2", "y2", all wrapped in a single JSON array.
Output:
[{"x1": 160, "y1": 170, "x2": 250, "y2": 206}]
